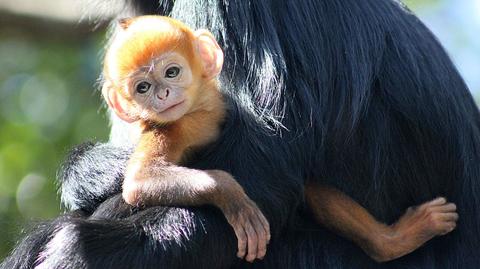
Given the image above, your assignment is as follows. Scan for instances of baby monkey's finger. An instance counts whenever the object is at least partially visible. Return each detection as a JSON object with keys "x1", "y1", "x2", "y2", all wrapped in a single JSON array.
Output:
[
  {"x1": 252, "y1": 214, "x2": 268, "y2": 260},
  {"x1": 244, "y1": 220, "x2": 258, "y2": 262},
  {"x1": 439, "y1": 212, "x2": 459, "y2": 222},
  {"x1": 439, "y1": 222, "x2": 457, "y2": 235},
  {"x1": 436, "y1": 203, "x2": 457, "y2": 213},
  {"x1": 426, "y1": 197, "x2": 447, "y2": 207},
  {"x1": 257, "y1": 211, "x2": 271, "y2": 243},
  {"x1": 233, "y1": 224, "x2": 247, "y2": 259}
]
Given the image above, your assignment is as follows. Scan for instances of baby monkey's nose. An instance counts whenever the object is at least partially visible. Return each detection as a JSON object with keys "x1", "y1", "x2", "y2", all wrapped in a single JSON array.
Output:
[{"x1": 157, "y1": 88, "x2": 170, "y2": 100}]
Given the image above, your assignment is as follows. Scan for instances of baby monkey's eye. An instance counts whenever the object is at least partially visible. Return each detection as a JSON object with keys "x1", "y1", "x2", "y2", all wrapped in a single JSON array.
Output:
[
  {"x1": 135, "y1": 81, "x2": 152, "y2": 94},
  {"x1": 165, "y1": 66, "x2": 180, "y2": 78}
]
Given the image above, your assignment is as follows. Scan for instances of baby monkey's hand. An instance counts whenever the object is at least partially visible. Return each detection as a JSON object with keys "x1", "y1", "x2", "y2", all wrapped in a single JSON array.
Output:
[{"x1": 206, "y1": 170, "x2": 271, "y2": 263}]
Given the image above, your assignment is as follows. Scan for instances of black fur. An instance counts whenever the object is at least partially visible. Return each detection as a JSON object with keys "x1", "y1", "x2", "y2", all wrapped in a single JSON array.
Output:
[
  {"x1": 3, "y1": 0, "x2": 480, "y2": 268},
  {"x1": 57, "y1": 142, "x2": 131, "y2": 213}
]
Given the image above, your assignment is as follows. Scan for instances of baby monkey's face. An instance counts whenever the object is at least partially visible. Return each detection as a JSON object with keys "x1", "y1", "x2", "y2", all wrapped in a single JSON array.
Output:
[
  {"x1": 102, "y1": 16, "x2": 224, "y2": 125},
  {"x1": 127, "y1": 52, "x2": 194, "y2": 123}
]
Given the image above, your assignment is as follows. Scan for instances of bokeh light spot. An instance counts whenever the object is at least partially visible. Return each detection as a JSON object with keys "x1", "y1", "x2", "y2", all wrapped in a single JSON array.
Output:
[
  {"x1": 19, "y1": 73, "x2": 69, "y2": 127},
  {"x1": 0, "y1": 40, "x2": 39, "y2": 75},
  {"x1": 16, "y1": 173, "x2": 47, "y2": 218}
]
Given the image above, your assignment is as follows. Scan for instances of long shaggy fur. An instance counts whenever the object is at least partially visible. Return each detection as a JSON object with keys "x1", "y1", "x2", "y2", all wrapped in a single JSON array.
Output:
[
  {"x1": 2, "y1": 0, "x2": 480, "y2": 268},
  {"x1": 57, "y1": 142, "x2": 131, "y2": 212}
]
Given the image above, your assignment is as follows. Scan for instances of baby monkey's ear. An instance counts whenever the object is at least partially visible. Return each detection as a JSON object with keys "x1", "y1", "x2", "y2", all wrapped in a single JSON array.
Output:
[
  {"x1": 102, "y1": 81, "x2": 139, "y2": 123},
  {"x1": 194, "y1": 30, "x2": 224, "y2": 79},
  {"x1": 118, "y1": 18, "x2": 134, "y2": 30}
]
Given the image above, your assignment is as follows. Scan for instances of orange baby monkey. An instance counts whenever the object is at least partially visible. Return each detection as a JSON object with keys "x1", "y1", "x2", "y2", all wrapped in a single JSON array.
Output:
[
  {"x1": 102, "y1": 16, "x2": 270, "y2": 262},
  {"x1": 102, "y1": 15, "x2": 458, "y2": 264}
]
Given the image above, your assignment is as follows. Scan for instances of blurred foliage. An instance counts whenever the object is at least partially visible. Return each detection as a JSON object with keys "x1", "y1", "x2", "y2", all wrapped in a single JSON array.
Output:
[
  {"x1": 403, "y1": 0, "x2": 440, "y2": 9},
  {"x1": 0, "y1": 21, "x2": 109, "y2": 259}
]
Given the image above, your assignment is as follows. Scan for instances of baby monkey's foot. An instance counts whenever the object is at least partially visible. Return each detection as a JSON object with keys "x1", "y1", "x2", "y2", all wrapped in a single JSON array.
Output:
[{"x1": 368, "y1": 197, "x2": 458, "y2": 262}]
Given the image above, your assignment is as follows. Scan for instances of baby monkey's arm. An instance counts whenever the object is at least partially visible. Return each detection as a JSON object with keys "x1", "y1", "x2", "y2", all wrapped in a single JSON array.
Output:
[
  {"x1": 102, "y1": 16, "x2": 269, "y2": 263},
  {"x1": 123, "y1": 139, "x2": 270, "y2": 262},
  {"x1": 305, "y1": 183, "x2": 458, "y2": 262}
]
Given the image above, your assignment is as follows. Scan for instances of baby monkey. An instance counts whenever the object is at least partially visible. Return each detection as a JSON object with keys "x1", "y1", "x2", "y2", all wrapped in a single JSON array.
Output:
[
  {"x1": 102, "y1": 16, "x2": 458, "y2": 263},
  {"x1": 102, "y1": 16, "x2": 270, "y2": 262}
]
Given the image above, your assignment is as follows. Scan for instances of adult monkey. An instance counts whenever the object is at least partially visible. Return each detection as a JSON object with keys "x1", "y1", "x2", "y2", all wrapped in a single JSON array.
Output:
[{"x1": 2, "y1": 0, "x2": 480, "y2": 268}]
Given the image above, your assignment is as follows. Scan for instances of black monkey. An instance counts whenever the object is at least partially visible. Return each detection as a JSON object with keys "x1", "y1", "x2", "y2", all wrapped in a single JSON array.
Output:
[{"x1": 2, "y1": 0, "x2": 480, "y2": 268}]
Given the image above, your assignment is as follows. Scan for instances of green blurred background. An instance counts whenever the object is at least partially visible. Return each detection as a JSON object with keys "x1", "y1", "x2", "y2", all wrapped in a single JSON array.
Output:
[{"x1": 0, "y1": 0, "x2": 478, "y2": 260}]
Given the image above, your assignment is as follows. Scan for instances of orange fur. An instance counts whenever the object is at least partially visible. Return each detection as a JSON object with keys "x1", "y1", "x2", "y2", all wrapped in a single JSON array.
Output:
[
  {"x1": 136, "y1": 82, "x2": 225, "y2": 164},
  {"x1": 104, "y1": 16, "x2": 200, "y2": 100},
  {"x1": 103, "y1": 16, "x2": 225, "y2": 162}
]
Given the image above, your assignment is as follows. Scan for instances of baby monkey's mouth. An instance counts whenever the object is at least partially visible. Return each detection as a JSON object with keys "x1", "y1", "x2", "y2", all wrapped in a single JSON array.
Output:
[{"x1": 156, "y1": 99, "x2": 185, "y2": 114}]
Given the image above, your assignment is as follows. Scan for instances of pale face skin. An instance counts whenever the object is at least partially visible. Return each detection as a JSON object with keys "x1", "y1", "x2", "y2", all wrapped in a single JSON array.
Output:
[{"x1": 126, "y1": 52, "x2": 194, "y2": 123}]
